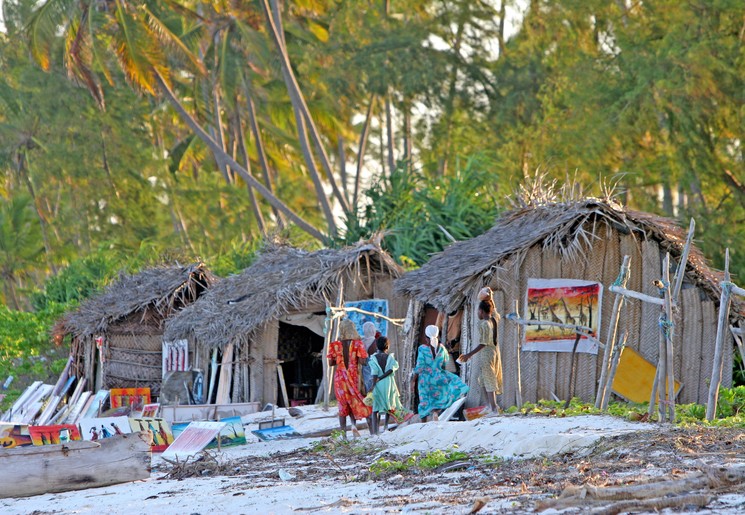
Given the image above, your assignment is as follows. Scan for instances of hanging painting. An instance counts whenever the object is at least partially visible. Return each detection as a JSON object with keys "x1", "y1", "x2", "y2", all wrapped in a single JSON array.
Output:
[
  {"x1": 523, "y1": 279, "x2": 603, "y2": 354},
  {"x1": 344, "y1": 299, "x2": 389, "y2": 337}
]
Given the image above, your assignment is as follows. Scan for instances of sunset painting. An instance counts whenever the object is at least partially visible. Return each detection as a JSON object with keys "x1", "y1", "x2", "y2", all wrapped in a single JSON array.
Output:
[{"x1": 523, "y1": 279, "x2": 603, "y2": 354}]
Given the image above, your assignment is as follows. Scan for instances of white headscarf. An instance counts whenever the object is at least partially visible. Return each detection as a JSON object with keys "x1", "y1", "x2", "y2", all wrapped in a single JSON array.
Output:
[
  {"x1": 425, "y1": 325, "x2": 439, "y2": 347},
  {"x1": 361, "y1": 321, "x2": 377, "y2": 348}
]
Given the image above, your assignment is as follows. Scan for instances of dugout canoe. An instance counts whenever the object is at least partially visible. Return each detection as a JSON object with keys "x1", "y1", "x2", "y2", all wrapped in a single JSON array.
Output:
[{"x1": 0, "y1": 431, "x2": 152, "y2": 498}]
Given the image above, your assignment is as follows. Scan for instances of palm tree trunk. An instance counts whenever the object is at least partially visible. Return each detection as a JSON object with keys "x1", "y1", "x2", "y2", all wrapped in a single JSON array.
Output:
[
  {"x1": 385, "y1": 92, "x2": 396, "y2": 175},
  {"x1": 235, "y1": 109, "x2": 267, "y2": 236},
  {"x1": 263, "y1": 0, "x2": 350, "y2": 215},
  {"x1": 212, "y1": 86, "x2": 234, "y2": 184},
  {"x1": 338, "y1": 134, "x2": 348, "y2": 204},
  {"x1": 154, "y1": 73, "x2": 327, "y2": 242},
  {"x1": 294, "y1": 103, "x2": 337, "y2": 234},
  {"x1": 242, "y1": 76, "x2": 286, "y2": 228},
  {"x1": 354, "y1": 95, "x2": 376, "y2": 207},
  {"x1": 403, "y1": 99, "x2": 412, "y2": 165}
]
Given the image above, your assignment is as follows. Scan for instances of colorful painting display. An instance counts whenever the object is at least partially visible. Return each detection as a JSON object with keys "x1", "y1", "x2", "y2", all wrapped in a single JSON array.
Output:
[
  {"x1": 128, "y1": 417, "x2": 174, "y2": 452},
  {"x1": 29, "y1": 424, "x2": 82, "y2": 445},
  {"x1": 523, "y1": 279, "x2": 603, "y2": 354},
  {"x1": 206, "y1": 416, "x2": 246, "y2": 449},
  {"x1": 162, "y1": 421, "x2": 226, "y2": 460},
  {"x1": 78, "y1": 416, "x2": 133, "y2": 441},
  {"x1": 140, "y1": 403, "x2": 161, "y2": 418},
  {"x1": 0, "y1": 423, "x2": 33, "y2": 449},
  {"x1": 344, "y1": 299, "x2": 389, "y2": 337},
  {"x1": 109, "y1": 388, "x2": 151, "y2": 411}
]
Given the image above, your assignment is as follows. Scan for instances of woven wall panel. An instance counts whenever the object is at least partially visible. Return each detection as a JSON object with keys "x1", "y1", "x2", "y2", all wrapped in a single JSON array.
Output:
[
  {"x1": 619, "y1": 235, "x2": 643, "y2": 353},
  {"x1": 680, "y1": 287, "x2": 702, "y2": 403},
  {"x1": 520, "y1": 247, "x2": 541, "y2": 403},
  {"x1": 538, "y1": 249, "x2": 561, "y2": 402},
  {"x1": 109, "y1": 333, "x2": 162, "y2": 352},
  {"x1": 699, "y1": 301, "x2": 717, "y2": 404}
]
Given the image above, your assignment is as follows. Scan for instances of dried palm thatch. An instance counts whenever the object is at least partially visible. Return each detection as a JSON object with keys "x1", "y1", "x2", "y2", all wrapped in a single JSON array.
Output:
[
  {"x1": 55, "y1": 262, "x2": 217, "y2": 340},
  {"x1": 164, "y1": 240, "x2": 403, "y2": 349},
  {"x1": 396, "y1": 196, "x2": 732, "y2": 315}
]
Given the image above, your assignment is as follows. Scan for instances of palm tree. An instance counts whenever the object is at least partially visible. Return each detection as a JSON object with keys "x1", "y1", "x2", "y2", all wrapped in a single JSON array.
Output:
[{"x1": 26, "y1": 0, "x2": 328, "y2": 241}]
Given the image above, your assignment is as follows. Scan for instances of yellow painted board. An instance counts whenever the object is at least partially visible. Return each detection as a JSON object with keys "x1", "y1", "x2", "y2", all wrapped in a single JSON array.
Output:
[{"x1": 611, "y1": 347, "x2": 681, "y2": 404}]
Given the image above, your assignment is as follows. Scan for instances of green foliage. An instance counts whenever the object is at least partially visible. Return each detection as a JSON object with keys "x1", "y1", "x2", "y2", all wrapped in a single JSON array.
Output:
[
  {"x1": 369, "y1": 448, "x2": 468, "y2": 476},
  {"x1": 0, "y1": 302, "x2": 68, "y2": 411},
  {"x1": 340, "y1": 156, "x2": 501, "y2": 266}
]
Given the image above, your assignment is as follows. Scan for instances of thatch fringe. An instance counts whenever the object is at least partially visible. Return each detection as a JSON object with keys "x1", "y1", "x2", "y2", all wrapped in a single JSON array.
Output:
[
  {"x1": 164, "y1": 240, "x2": 403, "y2": 349},
  {"x1": 55, "y1": 262, "x2": 217, "y2": 340}
]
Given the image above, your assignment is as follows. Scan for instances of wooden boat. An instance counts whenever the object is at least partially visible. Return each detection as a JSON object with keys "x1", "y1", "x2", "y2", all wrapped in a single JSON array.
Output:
[{"x1": 0, "y1": 431, "x2": 152, "y2": 498}]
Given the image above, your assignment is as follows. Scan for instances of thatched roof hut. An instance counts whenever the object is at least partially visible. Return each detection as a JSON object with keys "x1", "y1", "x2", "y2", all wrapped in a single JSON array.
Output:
[
  {"x1": 164, "y1": 240, "x2": 405, "y2": 406},
  {"x1": 396, "y1": 196, "x2": 741, "y2": 409},
  {"x1": 56, "y1": 263, "x2": 217, "y2": 396}
]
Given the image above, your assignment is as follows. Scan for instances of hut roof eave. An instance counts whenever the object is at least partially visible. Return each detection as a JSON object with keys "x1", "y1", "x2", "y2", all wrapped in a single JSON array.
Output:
[
  {"x1": 164, "y1": 240, "x2": 404, "y2": 349},
  {"x1": 395, "y1": 198, "x2": 737, "y2": 317}
]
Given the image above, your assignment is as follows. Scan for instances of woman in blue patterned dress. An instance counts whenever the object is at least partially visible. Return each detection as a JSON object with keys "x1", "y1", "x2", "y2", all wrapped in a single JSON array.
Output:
[{"x1": 411, "y1": 325, "x2": 469, "y2": 421}]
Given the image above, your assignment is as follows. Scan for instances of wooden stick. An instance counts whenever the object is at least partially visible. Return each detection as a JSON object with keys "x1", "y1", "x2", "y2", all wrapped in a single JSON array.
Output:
[
  {"x1": 706, "y1": 249, "x2": 732, "y2": 421},
  {"x1": 729, "y1": 325, "x2": 745, "y2": 374},
  {"x1": 601, "y1": 332, "x2": 626, "y2": 410},
  {"x1": 514, "y1": 299, "x2": 523, "y2": 408},
  {"x1": 327, "y1": 306, "x2": 405, "y2": 326},
  {"x1": 608, "y1": 285, "x2": 665, "y2": 306},
  {"x1": 596, "y1": 255, "x2": 630, "y2": 408},
  {"x1": 564, "y1": 332, "x2": 582, "y2": 409},
  {"x1": 505, "y1": 314, "x2": 595, "y2": 337},
  {"x1": 671, "y1": 218, "x2": 695, "y2": 302},
  {"x1": 663, "y1": 253, "x2": 676, "y2": 422},
  {"x1": 277, "y1": 363, "x2": 290, "y2": 408}
]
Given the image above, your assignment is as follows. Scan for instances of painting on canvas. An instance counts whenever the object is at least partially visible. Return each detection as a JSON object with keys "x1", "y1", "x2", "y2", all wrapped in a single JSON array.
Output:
[
  {"x1": 29, "y1": 424, "x2": 82, "y2": 445},
  {"x1": 523, "y1": 279, "x2": 603, "y2": 354},
  {"x1": 78, "y1": 416, "x2": 132, "y2": 441},
  {"x1": 128, "y1": 417, "x2": 174, "y2": 452},
  {"x1": 0, "y1": 423, "x2": 32, "y2": 449},
  {"x1": 109, "y1": 387, "x2": 151, "y2": 411}
]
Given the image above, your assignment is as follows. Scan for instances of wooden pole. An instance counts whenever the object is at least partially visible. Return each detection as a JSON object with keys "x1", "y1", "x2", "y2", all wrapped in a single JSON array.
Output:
[
  {"x1": 514, "y1": 299, "x2": 523, "y2": 408},
  {"x1": 277, "y1": 363, "x2": 290, "y2": 408},
  {"x1": 601, "y1": 332, "x2": 627, "y2": 410},
  {"x1": 564, "y1": 333, "x2": 582, "y2": 409},
  {"x1": 706, "y1": 249, "x2": 732, "y2": 421},
  {"x1": 608, "y1": 285, "x2": 665, "y2": 306},
  {"x1": 671, "y1": 218, "x2": 695, "y2": 302},
  {"x1": 663, "y1": 253, "x2": 676, "y2": 422},
  {"x1": 596, "y1": 255, "x2": 630, "y2": 408}
]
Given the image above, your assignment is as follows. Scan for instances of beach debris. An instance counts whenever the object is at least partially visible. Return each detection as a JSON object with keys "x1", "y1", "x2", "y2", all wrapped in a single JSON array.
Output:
[{"x1": 278, "y1": 469, "x2": 295, "y2": 481}]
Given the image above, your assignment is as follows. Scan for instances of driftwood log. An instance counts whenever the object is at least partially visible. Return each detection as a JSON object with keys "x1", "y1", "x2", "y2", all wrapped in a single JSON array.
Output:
[{"x1": 535, "y1": 466, "x2": 745, "y2": 514}]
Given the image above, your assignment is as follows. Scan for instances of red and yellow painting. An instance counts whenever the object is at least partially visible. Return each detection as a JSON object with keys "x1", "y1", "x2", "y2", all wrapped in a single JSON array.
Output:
[
  {"x1": 524, "y1": 279, "x2": 603, "y2": 354},
  {"x1": 0, "y1": 423, "x2": 33, "y2": 449},
  {"x1": 110, "y1": 387, "x2": 151, "y2": 410},
  {"x1": 28, "y1": 424, "x2": 82, "y2": 445}
]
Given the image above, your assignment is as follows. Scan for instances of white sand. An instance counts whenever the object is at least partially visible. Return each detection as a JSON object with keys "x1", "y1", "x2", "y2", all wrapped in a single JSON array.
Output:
[{"x1": 2, "y1": 408, "x2": 741, "y2": 514}]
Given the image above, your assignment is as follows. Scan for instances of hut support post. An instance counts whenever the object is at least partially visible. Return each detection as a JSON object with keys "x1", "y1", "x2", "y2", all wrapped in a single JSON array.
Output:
[
  {"x1": 706, "y1": 249, "x2": 732, "y2": 421},
  {"x1": 514, "y1": 300, "x2": 523, "y2": 408},
  {"x1": 596, "y1": 255, "x2": 630, "y2": 409}
]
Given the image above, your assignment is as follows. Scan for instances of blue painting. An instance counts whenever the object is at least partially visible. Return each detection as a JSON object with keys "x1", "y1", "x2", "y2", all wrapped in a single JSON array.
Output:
[{"x1": 344, "y1": 299, "x2": 389, "y2": 337}]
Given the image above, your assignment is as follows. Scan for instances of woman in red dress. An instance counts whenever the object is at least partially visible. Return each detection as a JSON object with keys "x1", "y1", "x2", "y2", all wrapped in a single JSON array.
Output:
[{"x1": 328, "y1": 319, "x2": 372, "y2": 436}]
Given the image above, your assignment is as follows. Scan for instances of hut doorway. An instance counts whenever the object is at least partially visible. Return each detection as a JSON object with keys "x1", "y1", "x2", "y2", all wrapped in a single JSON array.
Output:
[{"x1": 277, "y1": 318, "x2": 325, "y2": 407}]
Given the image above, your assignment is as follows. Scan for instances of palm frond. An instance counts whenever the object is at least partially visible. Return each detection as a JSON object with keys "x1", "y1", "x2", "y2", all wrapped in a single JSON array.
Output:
[
  {"x1": 64, "y1": 13, "x2": 105, "y2": 109},
  {"x1": 26, "y1": 0, "x2": 76, "y2": 71},
  {"x1": 141, "y1": 5, "x2": 206, "y2": 76},
  {"x1": 112, "y1": 0, "x2": 163, "y2": 95}
]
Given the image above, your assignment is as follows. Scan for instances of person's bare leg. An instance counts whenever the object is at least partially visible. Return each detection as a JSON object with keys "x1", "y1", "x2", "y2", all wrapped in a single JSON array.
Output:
[
  {"x1": 350, "y1": 414, "x2": 360, "y2": 437},
  {"x1": 338, "y1": 415, "x2": 347, "y2": 436},
  {"x1": 384, "y1": 413, "x2": 390, "y2": 432}
]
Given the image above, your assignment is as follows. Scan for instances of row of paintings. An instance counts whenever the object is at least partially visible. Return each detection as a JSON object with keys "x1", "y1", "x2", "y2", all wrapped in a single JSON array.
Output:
[{"x1": 1, "y1": 415, "x2": 246, "y2": 455}]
